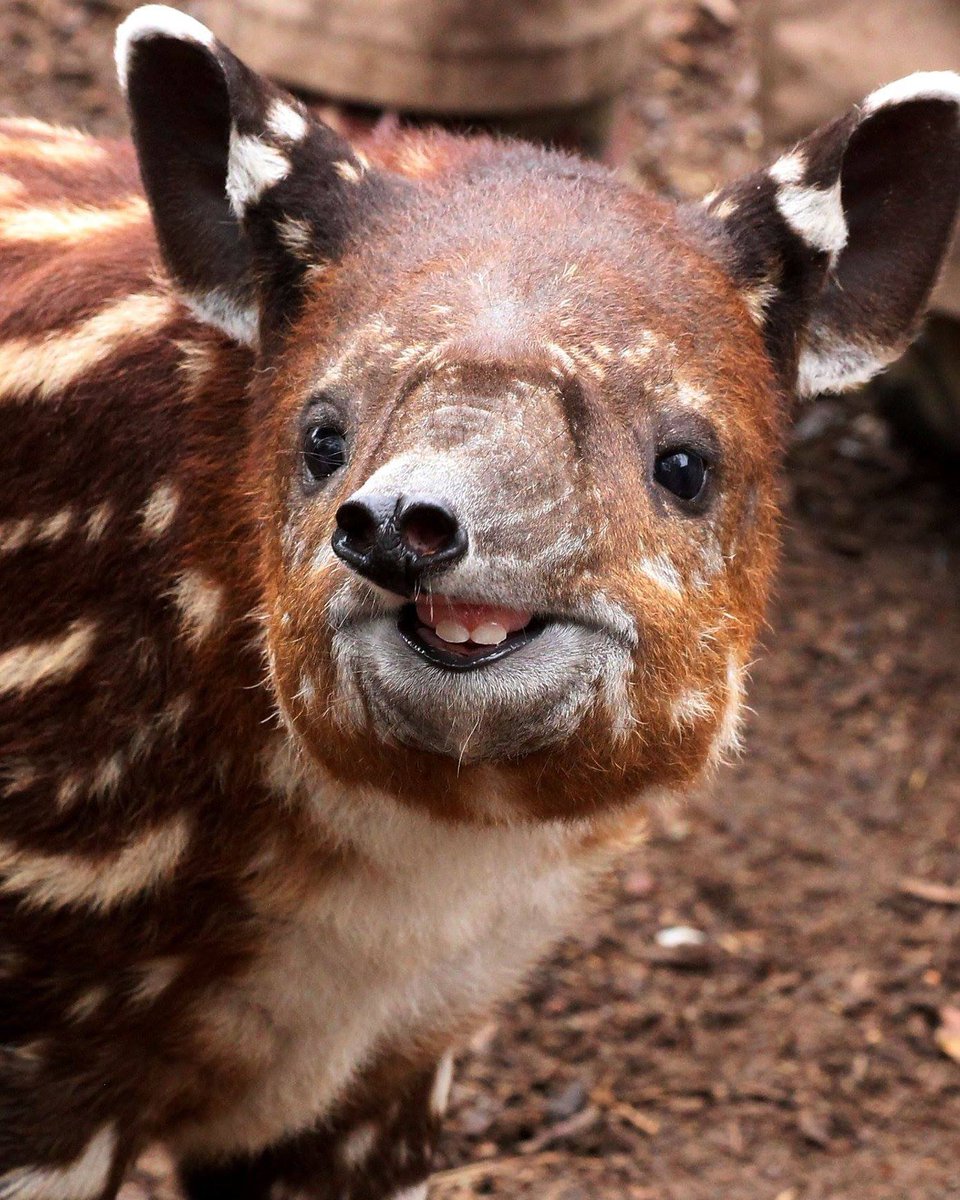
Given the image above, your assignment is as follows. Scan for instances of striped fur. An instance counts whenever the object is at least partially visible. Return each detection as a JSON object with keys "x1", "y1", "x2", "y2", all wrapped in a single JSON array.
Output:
[{"x1": 2, "y1": 8, "x2": 959, "y2": 1199}]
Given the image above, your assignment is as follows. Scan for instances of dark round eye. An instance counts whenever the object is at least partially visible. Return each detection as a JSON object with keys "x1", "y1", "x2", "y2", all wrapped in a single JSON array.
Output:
[
  {"x1": 654, "y1": 448, "x2": 708, "y2": 501},
  {"x1": 303, "y1": 425, "x2": 347, "y2": 482}
]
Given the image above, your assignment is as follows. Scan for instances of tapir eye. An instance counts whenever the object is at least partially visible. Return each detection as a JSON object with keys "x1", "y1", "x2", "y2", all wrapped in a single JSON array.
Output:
[
  {"x1": 304, "y1": 425, "x2": 347, "y2": 481},
  {"x1": 654, "y1": 448, "x2": 708, "y2": 501}
]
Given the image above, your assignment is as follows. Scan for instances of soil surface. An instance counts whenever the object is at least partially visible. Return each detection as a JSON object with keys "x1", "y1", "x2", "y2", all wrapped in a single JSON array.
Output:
[{"x1": 2, "y1": 3, "x2": 959, "y2": 1198}]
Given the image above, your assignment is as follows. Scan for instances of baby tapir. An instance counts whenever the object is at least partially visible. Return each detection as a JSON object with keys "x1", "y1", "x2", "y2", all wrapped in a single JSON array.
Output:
[{"x1": 1, "y1": 5, "x2": 959, "y2": 1197}]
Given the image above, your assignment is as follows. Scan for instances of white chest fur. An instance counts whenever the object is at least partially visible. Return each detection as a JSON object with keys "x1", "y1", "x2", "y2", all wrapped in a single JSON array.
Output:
[{"x1": 181, "y1": 777, "x2": 608, "y2": 1157}]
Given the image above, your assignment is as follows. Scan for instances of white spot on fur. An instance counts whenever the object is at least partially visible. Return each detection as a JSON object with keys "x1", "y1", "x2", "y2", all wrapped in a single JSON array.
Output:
[
  {"x1": 768, "y1": 150, "x2": 805, "y2": 187},
  {"x1": 67, "y1": 984, "x2": 109, "y2": 1022},
  {"x1": 0, "y1": 197, "x2": 148, "y2": 244},
  {"x1": 863, "y1": 70, "x2": 960, "y2": 116},
  {"x1": 227, "y1": 130, "x2": 290, "y2": 215},
  {"x1": 0, "y1": 1123, "x2": 116, "y2": 1199},
  {"x1": 676, "y1": 380, "x2": 714, "y2": 410},
  {"x1": 639, "y1": 554, "x2": 683, "y2": 597},
  {"x1": 712, "y1": 655, "x2": 745, "y2": 764},
  {"x1": 294, "y1": 670, "x2": 317, "y2": 708},
  {"x1": 692, "y1": 539, "x2": 726, "y2": 589},
  {"x1": 430, "y1": 1051, "x2": 454, "y2": 1117},
  {"x1": 769, "y1": 152, "x2": 847, "y2": 262},
  {"x1": 56, "y1": 773, "x2": 83, "y2": 810},
  {"x1": 566, "y1": 345, "x2": 606, "y2": 382},
  {"x1": 390, "y1": 342, "x2": 429, "y2": 371},
  {"x1": 0, "y1": 811, "x2": 191, "y2": 912},
  {"x1": 340, "y1": 1122, "x2": 378, "y2": 1169},
  {"x1": 115, "y1": 5, "x2": 216, "y2": 91},
  {"x1": 91, "y1": 753, "x2": 124, "y2": 796},
  {"x1": 130, "y1": 956, "x2": 181, "y2": 1004},
  {"x1": 172, "y1": 570, "x2": 223, "y2": 644},
  {"x1": 0, "y1": 620, "x2": 96, "y2": 697},
  {"x1": 141, "y1": 479, "x2": 180, "y2": 537},
  {"x1": 705, "y1": 193, "x2": 739, "y2": 221},
  {"x1": 85, "y1": 501, "x2": 113, "y2": 542},
  {"x1": 163, "y1": 692, "x2": 193, "y2": 731},
  {"x1": 0, "y1": 517, "x2": 33, "y2": 552},
  {"x1": 671, "y1": 688, "x2": 715, "y2": 732},
  {"x1": 618, "y1": 331, "x2": 663, "y2": 365},
  {"x1": 544, "y1": 341, "x2": 577, "y2": 375},
  {"x1": 266, "y1": 99, "x2": 308, "y2": 144},
  {"x1": 0, "y1": 120, "x2": 106, "y2": 166},
  {"x1": 333, "y1": 158, "x2": 364, "y2": 184},
  {"x1": 0, "y1": 292, "x2": 176, "y2": 402},
  {"x1": 741, "y1": 280, "x2": 778, "y2": 327},
  {"x1": 276, "y1": 216, "x2": 315, "y2": 259},
  {"x1": 390, "y1": 1186, "x2": 428, "y2": 1200},
  {"x1": 38, "y1": 508, "x2": 75, "y2": 543},
  {"x1": 0, "y1": 509, "x2": 74, "y2": 551}
]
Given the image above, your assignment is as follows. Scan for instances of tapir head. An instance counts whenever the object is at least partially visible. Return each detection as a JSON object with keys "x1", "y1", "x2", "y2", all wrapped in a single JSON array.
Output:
[{"x1": 119, "y1": 7, "x2": 960, "y2": 818}]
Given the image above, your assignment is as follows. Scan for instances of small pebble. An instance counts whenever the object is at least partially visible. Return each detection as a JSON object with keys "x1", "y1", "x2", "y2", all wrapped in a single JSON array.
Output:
[{"x1": 655, "y1": 925, "x2": 707, "y2": 948}]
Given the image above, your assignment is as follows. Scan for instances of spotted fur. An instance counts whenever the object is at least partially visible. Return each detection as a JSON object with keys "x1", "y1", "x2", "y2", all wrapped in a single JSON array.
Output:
[{"x1": 1, "y1": 7, "x2": 959, "y2": 1198}]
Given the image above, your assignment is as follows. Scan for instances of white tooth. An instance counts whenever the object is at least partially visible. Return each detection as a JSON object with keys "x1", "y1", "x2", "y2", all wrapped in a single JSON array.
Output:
[
  {"x1": 435, "y1": 620, "x2": 470, "y2": 644},
  {"x1": 471, "y1": 622, "x2": 508, "y2": 646}
]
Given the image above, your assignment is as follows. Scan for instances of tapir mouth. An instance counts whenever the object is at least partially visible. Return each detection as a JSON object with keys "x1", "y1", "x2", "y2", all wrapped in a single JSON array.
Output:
[{"x1": 397, "y1": 595, "x2": 547, "y2": 671}]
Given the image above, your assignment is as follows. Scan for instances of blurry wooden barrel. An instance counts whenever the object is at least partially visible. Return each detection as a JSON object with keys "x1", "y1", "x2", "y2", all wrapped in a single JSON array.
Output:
[{"x1": 198, "y1": 0, "x2": 649, "y2": 114}]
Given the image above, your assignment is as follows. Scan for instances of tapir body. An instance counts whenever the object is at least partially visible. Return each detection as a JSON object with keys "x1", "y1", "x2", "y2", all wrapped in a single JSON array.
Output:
[{"x1": 1, "y1": 8, "x2": 959, "y2": 1198}]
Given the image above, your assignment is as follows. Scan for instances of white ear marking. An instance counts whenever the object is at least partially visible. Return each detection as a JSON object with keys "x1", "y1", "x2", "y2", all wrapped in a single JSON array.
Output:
[
  {"x1": 115, "y1": 4, "x2": 216, "y2": 92},
  {"x1": 768, "y1": 150, "x2": 805, "y2": 187},
  {"x1": 770, "y1": 151, "x2": 847, "y2": 263},
  {"x1": 226, "y1": 128, "x2": 290, "y2": 216},
  {"x1": 183, "y1": 287, "x2": 259, "y2": 347},
  {"x1": 796, "y1": 327, "x2": 891, "y2": 399},
  {"x1": 266, "y1": 99, "x2": 309, "y2": 144},
  {"x1": 863, "y1": 70, "x2": 960, "y2": 116}
]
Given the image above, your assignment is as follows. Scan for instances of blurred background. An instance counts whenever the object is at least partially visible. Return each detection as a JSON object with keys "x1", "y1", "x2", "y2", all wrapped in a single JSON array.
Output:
[{"x1": 2, "y1": 2, "x2": 958, "y2": 1197}]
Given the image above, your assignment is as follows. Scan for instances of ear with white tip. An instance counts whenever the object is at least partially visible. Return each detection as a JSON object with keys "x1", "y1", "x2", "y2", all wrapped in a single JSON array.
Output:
[
  {"x1": 696, "y1": 71, "x2": 960, "y2": 398},
  {"x1": 116, "y1": 5, "x2": 386, "y2": 347}
]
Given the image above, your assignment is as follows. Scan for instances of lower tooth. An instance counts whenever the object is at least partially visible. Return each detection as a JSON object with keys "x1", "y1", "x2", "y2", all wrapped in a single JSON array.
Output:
[
  {"x1": 435, "y1": 620, "x2": 470, "y2": 644},
  {"x1": 471, "y1": 623, "x2": 508, "y2": 646}
]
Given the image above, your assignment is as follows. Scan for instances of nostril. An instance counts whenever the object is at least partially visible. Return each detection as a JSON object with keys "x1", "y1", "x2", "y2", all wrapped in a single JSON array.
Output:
[
  {"x1": 398, "y1": 499, "x2": 462, "y2": 558},
  {"x1": 335, "y1": 499, "x2": 379, "y2": 551}
]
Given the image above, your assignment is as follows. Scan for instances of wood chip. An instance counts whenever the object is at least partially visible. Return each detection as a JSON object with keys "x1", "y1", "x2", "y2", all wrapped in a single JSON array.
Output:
[
  {"x1": 697, "y1": 0, "x2": 740, "y2": 26},
  {"x1": 610, "y1": 1101, "x2": 661, "y2": 1136},
  {"x1": 519, "y1": 1104, "x2": 601, "y2": 1154},
  {"x1": 934, "y1": 1006, "x2": 960, "y2": 1064},
  {"x1": 897, "y1": 878, "x2": 960, "y2": 906}
]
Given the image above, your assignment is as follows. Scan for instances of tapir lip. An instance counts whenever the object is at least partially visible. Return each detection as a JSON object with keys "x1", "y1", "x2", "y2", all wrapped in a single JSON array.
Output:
[{"x1": 396, "y1": 604, "x2": 548, "y2": 671}]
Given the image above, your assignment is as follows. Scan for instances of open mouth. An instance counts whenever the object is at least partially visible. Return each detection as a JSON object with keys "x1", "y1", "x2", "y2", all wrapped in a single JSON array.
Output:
[{"x1": 397, "y1": 595, "x2": 547, "y2": 671}]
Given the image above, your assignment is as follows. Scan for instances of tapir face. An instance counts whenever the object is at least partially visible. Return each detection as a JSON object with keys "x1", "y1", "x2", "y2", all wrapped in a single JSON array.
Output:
[
  {"x1": 120, "y1": 7, "x2": 960, "y2": 815},
  {"x1": 262, "y1": 155, "x2": 779, "y2": 789}
]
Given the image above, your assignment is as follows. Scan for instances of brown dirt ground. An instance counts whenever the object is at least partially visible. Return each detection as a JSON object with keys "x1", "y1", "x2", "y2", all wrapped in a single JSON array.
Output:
[{"x1": 2, "y1": 2, "x2": 959, "y2": 1197}]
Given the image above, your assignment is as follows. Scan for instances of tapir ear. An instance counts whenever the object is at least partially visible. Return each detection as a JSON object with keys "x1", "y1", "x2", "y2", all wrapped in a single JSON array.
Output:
[
  {"x1": 698, "y1": 72, "x2": 960, "y2": 398},
  {"x1": 116, "y1": 5, "x2": 382, "y2": 347}
]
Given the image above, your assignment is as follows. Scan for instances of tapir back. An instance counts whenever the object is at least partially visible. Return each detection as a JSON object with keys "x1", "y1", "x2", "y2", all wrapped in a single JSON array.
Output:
[{"x1": 0, "y1": 119, "x2": 277, "y2": 1151}]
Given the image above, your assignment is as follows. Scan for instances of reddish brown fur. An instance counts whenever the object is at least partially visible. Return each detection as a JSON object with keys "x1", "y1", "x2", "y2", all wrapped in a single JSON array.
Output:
[
  {"x1": 263, "y1": 139, "x2": 780, "y2": 816},
  {"x1": 1, "y1": 19, "x2": 959, "y2": 1200}
]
